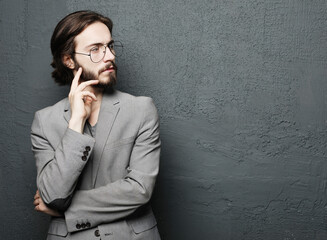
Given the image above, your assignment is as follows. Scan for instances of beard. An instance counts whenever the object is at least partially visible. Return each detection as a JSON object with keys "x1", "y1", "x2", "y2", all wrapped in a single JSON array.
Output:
[{"x1": 74, "y1": 61, "x2": 117, "y2": 89}]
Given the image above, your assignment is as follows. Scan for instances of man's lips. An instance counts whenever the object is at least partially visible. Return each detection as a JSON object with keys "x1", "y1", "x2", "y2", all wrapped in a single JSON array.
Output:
[
  {"x1": 102, "y1": 66, "x2": 115, "y2": 73},
  {"x1": 99, "y1": 62, "x2": 117, "y2": 74}
]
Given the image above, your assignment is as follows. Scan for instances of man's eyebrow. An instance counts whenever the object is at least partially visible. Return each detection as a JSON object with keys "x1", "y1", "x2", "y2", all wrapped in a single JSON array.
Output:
[
  {"x1": 85, "y1": 42, "x2": 102, "y2": 49},
  {"x1": 85, "y1": 40, "x2": 114, "y2": 49}
]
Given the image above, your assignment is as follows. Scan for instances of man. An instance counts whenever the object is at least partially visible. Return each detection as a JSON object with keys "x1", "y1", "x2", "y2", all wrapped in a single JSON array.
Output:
[{"x1": 31, "y1": 10, "x2": 161, "y2": 240}]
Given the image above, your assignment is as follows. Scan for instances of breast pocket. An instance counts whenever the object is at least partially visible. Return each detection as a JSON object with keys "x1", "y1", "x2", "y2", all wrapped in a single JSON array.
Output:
[{"x1": 105, "y1": 137, "x2": 135, "y2": 150}]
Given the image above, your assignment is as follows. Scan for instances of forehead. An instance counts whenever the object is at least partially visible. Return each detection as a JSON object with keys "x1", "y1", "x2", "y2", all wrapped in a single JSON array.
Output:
[{"x1": 74, "y1": 21, "x2": 111, "y2": 49}]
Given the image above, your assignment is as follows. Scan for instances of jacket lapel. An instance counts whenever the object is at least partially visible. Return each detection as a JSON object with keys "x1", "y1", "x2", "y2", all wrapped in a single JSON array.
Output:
[{"x1": 92, "y1": 90, "x2": 120, "y2": 187}]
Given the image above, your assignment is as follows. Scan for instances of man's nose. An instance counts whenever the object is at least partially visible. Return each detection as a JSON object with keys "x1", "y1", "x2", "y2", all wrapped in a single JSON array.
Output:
[{"x1": 103, "y1": 46, "x2": 115, "y2": 61}]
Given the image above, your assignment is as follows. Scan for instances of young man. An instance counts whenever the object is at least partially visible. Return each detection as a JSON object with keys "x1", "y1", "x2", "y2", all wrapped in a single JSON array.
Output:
[{"x1": 31, "y1": 11, "x2": 161, "y2": 239}]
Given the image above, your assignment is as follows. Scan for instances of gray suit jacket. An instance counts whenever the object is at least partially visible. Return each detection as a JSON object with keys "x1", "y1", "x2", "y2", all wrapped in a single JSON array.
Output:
[{"x1": 31, "y1": 89, "x2": 161, "y2": 239}]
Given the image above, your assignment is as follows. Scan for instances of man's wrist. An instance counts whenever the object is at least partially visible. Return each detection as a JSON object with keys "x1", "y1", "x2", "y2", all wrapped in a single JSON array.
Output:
[{"x1": 69, "y1": 117, "x2": 86, "y2": 133}]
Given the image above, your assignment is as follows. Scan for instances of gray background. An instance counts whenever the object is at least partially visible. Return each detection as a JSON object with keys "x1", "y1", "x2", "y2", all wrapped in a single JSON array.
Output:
[{"x1": 1, "y1": 0, "x2": 327, "y2": 239}]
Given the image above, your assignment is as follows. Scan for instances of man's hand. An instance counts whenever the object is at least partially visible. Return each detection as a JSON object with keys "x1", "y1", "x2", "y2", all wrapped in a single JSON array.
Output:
[
  {"x1": 33, "y1": 190, "x2": 62, "y2": 217},
  {"x1": 68, "y1": 67, "x2": 99, "y2": 133}
]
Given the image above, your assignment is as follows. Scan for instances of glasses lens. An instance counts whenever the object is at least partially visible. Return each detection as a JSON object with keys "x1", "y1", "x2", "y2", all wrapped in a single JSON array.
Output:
[
  {"x1": 89, "y1": 41, "x2": 123, "y2": 62},
  {"x1": 90, "y1": 45, "x2": 106, "y2": 63},
  {"x1": 111, "y1": 41, "x2": 123, "y2": 57}
]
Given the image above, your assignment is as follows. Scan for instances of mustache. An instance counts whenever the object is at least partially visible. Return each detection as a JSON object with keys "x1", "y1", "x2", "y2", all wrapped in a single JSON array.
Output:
[{"x1": 99, "y1": 61, "x2": 117, "y2": 74}]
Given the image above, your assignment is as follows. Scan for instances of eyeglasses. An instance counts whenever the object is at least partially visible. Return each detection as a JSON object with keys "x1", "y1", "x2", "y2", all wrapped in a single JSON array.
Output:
[{"x1": 74, "y1": 40, "x2": 123, "y2": 63}]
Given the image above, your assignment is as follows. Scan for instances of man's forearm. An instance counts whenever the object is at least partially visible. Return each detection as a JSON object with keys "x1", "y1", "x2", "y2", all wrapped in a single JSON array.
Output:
[
  {"x1": 64, "y1": 171, "x2": 158, "y2": 233},
  {"x1": 32, "y1": 112, "x2": 95, "y2": 210}
]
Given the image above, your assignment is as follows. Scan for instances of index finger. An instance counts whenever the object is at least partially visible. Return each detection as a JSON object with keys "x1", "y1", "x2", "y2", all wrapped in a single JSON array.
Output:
[
  {"x1": 76, "y1": 79, "x2": 99, "y2": 91},
  {"x1": 71, "y1": 67, "x2": 82, "y2": 90}
]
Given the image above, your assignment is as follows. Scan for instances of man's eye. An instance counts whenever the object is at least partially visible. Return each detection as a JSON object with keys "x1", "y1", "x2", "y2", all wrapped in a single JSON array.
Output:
[{"x1": 91, "y1": 47, "x2": 100, "y2": 52}]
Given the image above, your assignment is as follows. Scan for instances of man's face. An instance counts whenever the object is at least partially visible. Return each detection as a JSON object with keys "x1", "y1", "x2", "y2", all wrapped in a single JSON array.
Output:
[{"x1": 73, "y1": 22, "x2": 117, "y2": 88}]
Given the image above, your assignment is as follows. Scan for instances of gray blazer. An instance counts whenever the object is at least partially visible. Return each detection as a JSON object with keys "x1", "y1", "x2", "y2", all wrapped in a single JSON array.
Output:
[{"x1": 31, "y1": 89, "x2": 161, "y2": 240}]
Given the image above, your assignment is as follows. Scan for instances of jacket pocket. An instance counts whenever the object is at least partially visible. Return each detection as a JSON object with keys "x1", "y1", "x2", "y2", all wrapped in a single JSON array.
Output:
[
  {"x1": 48, "y1": 219, "x2": 68, "y2": 237},
  {"x1": 128, "y1": 209, "x2": 157, "y2": 234},
  {"x1": 105, "y1": 137, "x2": 135, "y2": 150}
]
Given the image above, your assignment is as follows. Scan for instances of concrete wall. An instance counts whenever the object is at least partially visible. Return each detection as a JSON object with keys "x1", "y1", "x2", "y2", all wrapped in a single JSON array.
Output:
[{"x1": 1, "y1": 0, "x2": 327, "y2": 239}]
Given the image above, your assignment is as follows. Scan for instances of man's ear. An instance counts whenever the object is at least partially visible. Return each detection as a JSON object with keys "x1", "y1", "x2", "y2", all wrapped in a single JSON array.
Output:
[{"x1": 62, "y1": 55, "x2": 75, "y2": 70}]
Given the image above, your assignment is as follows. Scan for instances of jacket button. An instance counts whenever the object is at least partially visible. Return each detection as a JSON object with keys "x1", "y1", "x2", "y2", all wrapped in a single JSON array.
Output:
[
  {"x1": 81, "y1": 223, "x2": 86, "y2": 228},
  {"x1": 85, "y1": 146, "x2": 91, "y2": 151},
  {"x1": 83, "y1": 151, "x2": 88, "y2": 156},
  {"x1": 86, "y1": 222, "x2": 91, "y2": 228},
  {"x1": 81, "y1": 156, "x2": 87, "y2": 161},
  {"x1": 94, "y1": 229, "x2": 100, "y2": 237},
  {"x1": 76, "y1": 224, "x2": 81, "y2": 229}
]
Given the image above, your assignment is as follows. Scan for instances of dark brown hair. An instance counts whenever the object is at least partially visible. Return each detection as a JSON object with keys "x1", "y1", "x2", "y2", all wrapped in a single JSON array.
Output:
[{"x1": 50, "y1": 10, "x2": 113, "y2": 85}]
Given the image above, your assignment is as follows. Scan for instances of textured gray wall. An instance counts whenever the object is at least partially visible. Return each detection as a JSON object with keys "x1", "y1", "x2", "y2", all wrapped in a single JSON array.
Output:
[{"x1": 1, "y1": 0, "x2": 327, "y2": 239}]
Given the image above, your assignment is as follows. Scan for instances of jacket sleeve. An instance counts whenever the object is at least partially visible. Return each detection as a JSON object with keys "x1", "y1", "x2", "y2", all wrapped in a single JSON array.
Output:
[
  {"x1": 31, "y1": 111, "x2": 95, "y2": 211},
  {"x1": 64, "y1": 98, "x2": 161, "y2": 233}
]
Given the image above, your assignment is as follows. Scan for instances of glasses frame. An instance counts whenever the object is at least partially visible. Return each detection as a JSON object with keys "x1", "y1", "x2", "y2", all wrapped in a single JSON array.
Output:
[{"x1": 74, "y1": 40, "x2": 123, "y2": 63}]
